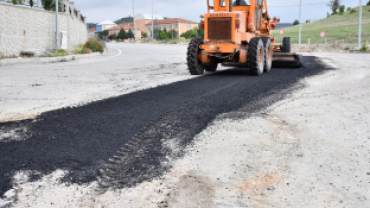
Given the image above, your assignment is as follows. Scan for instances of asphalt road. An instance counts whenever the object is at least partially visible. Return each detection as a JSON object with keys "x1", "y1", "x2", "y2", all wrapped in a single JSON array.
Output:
[{"x1": 0, "y1": 56, "x2": 332, "y2": 196}]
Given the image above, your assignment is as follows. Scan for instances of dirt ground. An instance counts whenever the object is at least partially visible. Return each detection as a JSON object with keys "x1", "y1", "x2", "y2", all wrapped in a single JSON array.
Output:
[{"x1": 0, "y1": 45, "x2": 369, "y2": 207}]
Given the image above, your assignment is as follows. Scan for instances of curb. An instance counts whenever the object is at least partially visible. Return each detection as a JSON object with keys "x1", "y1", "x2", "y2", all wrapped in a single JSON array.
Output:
[{"x1": 0, "y1": 52, "x2": 104, "y2": 67}]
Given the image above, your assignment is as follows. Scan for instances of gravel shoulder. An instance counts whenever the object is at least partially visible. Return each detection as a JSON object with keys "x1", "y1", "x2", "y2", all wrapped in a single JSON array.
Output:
[{"x1": 0, "y1": 49, "x2": 369, "y2": 207}]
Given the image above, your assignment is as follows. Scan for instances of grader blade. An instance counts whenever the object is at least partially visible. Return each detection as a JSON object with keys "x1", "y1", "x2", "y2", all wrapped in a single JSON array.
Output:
[{"x1": 272, "y1": 52, "x2": 302, "y2": 68}]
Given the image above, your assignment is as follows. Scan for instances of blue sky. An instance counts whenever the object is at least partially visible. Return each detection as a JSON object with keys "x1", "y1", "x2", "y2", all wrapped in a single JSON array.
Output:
[{"x1": 74, "y1": 0, "x2": 363, "y2": 24}]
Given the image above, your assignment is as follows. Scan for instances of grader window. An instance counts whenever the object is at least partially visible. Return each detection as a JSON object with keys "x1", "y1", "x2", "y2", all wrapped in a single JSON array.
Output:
[
  {"x1": 262, "y1": 2, "x2": 267, "y2": 18},
  {"x1": 209, "y1": 0, "x2": 214, "y2": 7},
  {"x1": 233, "y1": 0, "x2": 250, "y2": 6}
]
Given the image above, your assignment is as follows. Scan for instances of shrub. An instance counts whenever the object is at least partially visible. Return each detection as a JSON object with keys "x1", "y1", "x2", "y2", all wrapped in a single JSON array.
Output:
[
  {"x1": 350, "y1": 9, "x2": 357, "y2": 14},
  {"x1": 0, "y1": 52, "x2": 4, "y2": 58},
  {"x1": 339, "y1": 5, "x2": 345, "y2": 13},
  {"x1": 293, "y1": 19, "x2": 299, "y2": 25},
  {"x1": 12, "y1": 0, "x2": 24, "y2": 4},
  {"x1": 84, "y1": 48, "x2": 92, "y2": 54},
  {"x1": 167, "y1": 30, "x2": 173, "y2": 39},
  {"x1": 359, "y1": 43, "x2": 369, "y2": 51},
  {"x1": 180, "y1": 27, "x2": 198, "y2": 39},
  {"x1": 111, "y1": 33, "x2": 117, "y2": 40},
  {"x1": 102, "y1": 30, "x2": 109, "y2": 37},
  {"x1": 83, "y1": 38, "x2": 104, "y2": 53},
  {"x1": 159, "y1": 31, "x2": 167, "y2": 40},
  {"x1": 127, "y1": 29, "x2": 135, "y2": 39},
  {"x1": 142, "y1": 32, "x2": 148, "y2": 38},
  {"x1": 347, "y1": 7, "x2": 351, "y2": 11},
  {"x1": 51, "y1": 49, "x2": 68, "y2": 57},
  {"x1": 118, "y1": 29, "x2": 127, "y2": 40},
  {"x1": 72, "y1": 44, "x2": 86, "y2": 54},
  {"x1": 41, "y1": 0, "x2": 62, "y2": 11}
]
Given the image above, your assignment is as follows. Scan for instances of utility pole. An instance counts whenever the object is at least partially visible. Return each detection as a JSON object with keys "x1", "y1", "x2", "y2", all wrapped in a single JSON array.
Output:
[
  {"x1": 152, "y1": 0, "x2": 154, "y2": 38},
  {"x1": 133, "y1": 0, "x2": 137, "y2": 41},
  {"x1": 178, "y1": 18, "x2": 180, "y2": 40},
  {"x1": 298, "y1": 0, "x2": 302, "y2": 44},
  {"x1": 358, "y1": 0, "x2": 362, "y2": 49},
  {"x1": 56, "y1": 0, "x2": 59, "y2": 49}
]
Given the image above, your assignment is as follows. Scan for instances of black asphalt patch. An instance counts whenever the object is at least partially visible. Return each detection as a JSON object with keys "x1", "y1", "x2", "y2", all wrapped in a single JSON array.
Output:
[{"x1": 0, "y1": 56, "x2": 333, "y2": 195}]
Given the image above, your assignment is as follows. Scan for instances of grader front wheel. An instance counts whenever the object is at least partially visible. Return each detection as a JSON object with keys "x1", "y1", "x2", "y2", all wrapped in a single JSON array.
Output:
[
  {"x1": 187, "y1": 38, "x2": 205, "y2": 75},
  {"x1": 248, "y1": 37, "x2": 265, "y2": 76}
]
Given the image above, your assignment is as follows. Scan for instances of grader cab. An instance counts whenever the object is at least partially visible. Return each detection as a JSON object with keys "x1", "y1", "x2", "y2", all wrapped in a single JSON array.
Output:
[{"x1": 186, "y1": 0, "x2": 300, "y2": 75}]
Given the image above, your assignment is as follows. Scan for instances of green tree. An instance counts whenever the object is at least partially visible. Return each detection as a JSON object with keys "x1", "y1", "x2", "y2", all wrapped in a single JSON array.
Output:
[
  {"x1": 118, "y1": 29, "x2": 127, "y2": 40},
  {"x1": 180, "y1": 28, "x2": 199, "y2": 39},
  {"x1": 347, "y1": 7, "x2": 351, "y2": 11},
  {"x1": 127, "y1": 29, "x2": 135, "y2": 39},
  {"x1": 12, "y1": 0, "x2": 24, "y2": 4},
  {"x1": 153, "y1": 28, "x2": 161, "y2": 40},
  {"x1": 112, "y1": 33, "x2": 117, "y2": 40},
  {"x1": 167, "y1": 30, "x2": 173, "y2": 39},
  {"x1": 41, "y1": 0, "x2": 62, "y2": 11},
  {"x1": 339, "y1": 5, "x2": 345, "y2": 13},
  {"x1": 171, "y1": 29, "x2": 178, "y2": 38},
  {"x1": 142, "y1": 32, "x2": 148, "y2": 38},
  {"x1": 102, "y1": 30, "x2": 109, "y2": 36},
  {"x1": 327, "y1": 0, "x2": 341, "y2": 14},
  {"x1": 160, "y1": 31, "x2": 167, "y2": 40},
  {"x1": 293, "y1": 19, "x2": 300, "y2": 25},
  {"x1": 197, "y1": 29, "x2": 204, "y2": 39},
  {"x1": 367, "y1": 0, "x2": 370, "y2": 6}
]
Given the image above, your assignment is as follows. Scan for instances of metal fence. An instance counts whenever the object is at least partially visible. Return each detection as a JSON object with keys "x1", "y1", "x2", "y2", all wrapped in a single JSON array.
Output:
[{"x1": 274, "y1": 36, "x2": 370, "y2": 45}]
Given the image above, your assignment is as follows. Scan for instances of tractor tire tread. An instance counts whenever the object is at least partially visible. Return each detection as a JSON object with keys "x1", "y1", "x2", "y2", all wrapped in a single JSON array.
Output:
[
  {"x1": 248, "y1": 37, "x2": 264, "y2": 76},
  {"x1": 261, "y1": 37, "x2": 273, "y2": 73},
  {"x1": 187, "y1": 38, "x2": 204, "y2": 75},
  {"x1": 282, "y1": 37, "x2": 291, "y2": 53}
]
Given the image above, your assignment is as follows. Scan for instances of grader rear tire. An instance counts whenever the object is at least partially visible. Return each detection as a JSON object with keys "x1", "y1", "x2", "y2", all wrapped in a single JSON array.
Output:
[
  {"x1": 187, "y1": 38, "x2": 205, "y2": 75},
  {"x1": 248, "y1": 37, "x2": 265, "y2": 76},
  {"x1": 262, "y1": 37, "x2": 273, "y2": 73},
  {"x1": 282, "y1": 37, "x2": 291, "y2": 53}
]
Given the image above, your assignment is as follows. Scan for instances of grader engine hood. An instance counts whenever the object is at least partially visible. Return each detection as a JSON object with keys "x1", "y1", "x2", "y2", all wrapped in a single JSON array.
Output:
[{"x1": 204, "y1": 11, "x2": 246, "y2": 44}]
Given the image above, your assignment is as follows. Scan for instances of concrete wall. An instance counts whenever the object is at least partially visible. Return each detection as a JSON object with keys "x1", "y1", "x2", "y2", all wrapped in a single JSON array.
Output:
[{"x1": 0, "y1": 1, "x2": 87, "y2": 56}]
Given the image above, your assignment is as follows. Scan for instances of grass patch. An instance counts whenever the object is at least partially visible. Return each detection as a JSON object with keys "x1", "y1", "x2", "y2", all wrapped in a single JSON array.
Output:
[
  {"x1": 51, "y1": 49, "x2": 68, "y2": 57},
  {"x1": 158, "y1": 38, "x2": 191, "y2": 44},
  {"x1": 359, "y1": 43, "x2": 369, "y2": 51},
  {"x1": 272, "y1": 5, "x2": 370, "y2": 44},
  {"x1": 72, "y1": 44, "x2": 93, "y2": 54}
]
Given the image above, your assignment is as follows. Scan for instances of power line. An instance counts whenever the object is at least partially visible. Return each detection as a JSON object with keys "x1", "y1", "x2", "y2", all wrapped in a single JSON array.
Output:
[
  {"x1": 269, "y1": 3, "x2": 326, "y2": 8},
  {"x1": 269, "y1": 0, "x2": 356, "y2": 7}
]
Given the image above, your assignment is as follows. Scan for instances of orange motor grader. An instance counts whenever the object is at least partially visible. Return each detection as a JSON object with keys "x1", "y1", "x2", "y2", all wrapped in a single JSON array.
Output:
[{"x1": 187, "y1": 0, "x2": 300, "y2": 75}]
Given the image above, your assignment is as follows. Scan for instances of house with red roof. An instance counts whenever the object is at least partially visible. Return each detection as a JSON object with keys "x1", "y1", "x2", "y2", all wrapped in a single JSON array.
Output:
[{"x1": 144, "y1": 18, "x2": 198, "y2": 37}]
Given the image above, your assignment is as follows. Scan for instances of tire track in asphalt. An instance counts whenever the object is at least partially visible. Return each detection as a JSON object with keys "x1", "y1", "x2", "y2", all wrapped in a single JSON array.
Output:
[{"x1": 0, "y1": 56, "x2": 334, "y2": 195}]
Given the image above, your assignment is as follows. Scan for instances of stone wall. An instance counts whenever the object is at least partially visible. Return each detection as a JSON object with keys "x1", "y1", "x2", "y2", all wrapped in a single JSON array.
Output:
[{"x1": 0, "y1": 1, "x2": 87, "y2": 56}]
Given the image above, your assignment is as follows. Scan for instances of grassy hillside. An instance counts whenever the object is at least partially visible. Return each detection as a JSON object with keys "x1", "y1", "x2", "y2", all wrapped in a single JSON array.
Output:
[{"x1": 272, "y1": 6, "x2": 370, "y2": 44}]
